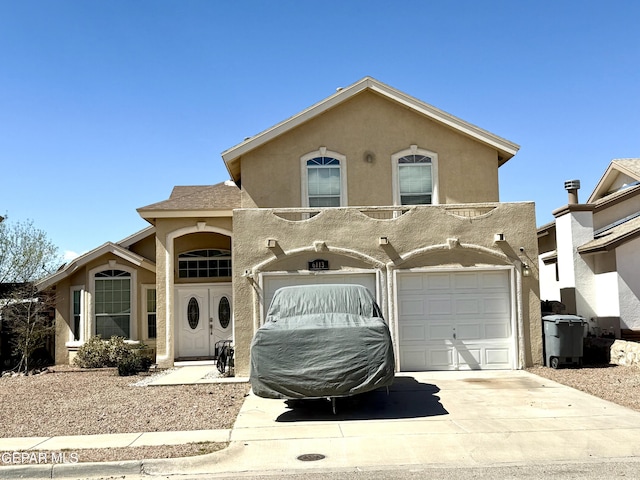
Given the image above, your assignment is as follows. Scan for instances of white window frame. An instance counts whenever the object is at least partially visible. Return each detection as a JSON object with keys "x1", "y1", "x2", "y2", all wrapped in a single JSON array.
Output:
[
  {"x1": 88, "y1": 262, "x2": 137, "y2": 341},
  {"x1": 141, "y1": 284, "x2": 157, "y2": 341},
  {"x1": 391, "y1": 145, "x2": 439, "y2": 206},
  {"x1": 66, "y1": 285, "x2": 85, "y2": 346},
  {"x1": 300, "y1": 147, "x2": 348, "y2": 207}
]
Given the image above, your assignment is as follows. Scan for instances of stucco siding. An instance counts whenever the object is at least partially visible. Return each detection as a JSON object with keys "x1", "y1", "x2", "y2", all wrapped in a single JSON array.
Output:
[
  {"x1": 152, "y1": 216, "x2": 233, "y2": 367},
  {"x1": 239, "y1": 91, "x2": 500, "y2": 209},
  {"x1": 232, "y1": 202, "x2": 540, "y2": 375},
  {"x1": 617, "y1": 239, "x2": 640, "y2": 329}
]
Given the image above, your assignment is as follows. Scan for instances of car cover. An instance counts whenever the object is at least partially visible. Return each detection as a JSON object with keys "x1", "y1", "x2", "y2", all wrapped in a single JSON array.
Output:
[{"x1": 250, "y1": 284, "x2": 395, "y2": 399}]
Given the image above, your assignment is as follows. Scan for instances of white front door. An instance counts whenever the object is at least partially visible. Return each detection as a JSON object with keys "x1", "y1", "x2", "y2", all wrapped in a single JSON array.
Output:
[{"x1": 176, "y1": 285, "x2": 232, "y2": 359}]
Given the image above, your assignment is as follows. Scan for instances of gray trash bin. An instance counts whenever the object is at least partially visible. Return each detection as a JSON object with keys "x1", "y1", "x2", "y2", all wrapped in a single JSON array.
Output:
[{"x1": 543, "y1": 315, "x2": 586, "y2": 369}]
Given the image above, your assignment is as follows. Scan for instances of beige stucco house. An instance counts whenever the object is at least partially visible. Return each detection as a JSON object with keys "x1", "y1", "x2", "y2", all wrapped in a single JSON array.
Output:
[
  {"x1": 39, "y1": 77, "x2": 542, "y2": 375},
  {"x1": 538, "y1": 159, "x2": 640, "y2": 338}
]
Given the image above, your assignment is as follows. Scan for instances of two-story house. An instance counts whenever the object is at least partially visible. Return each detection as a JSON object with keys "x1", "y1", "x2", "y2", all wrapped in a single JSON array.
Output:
[
  {"x1": 538, "y1": 159, "x2": 640, "y2": 338},
  {"x1": 38, "y1": 77, "x2": 542, "y2": 375}
]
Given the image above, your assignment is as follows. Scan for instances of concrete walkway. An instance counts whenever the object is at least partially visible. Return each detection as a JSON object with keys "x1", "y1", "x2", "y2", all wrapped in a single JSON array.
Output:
[{"x1": 4, "y1": 369, "x2": 640, "y2": 479}]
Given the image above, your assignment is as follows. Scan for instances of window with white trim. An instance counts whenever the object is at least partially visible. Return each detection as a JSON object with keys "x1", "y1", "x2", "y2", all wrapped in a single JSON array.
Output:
[
  {"x1": 94, "y1": 269, "x2": 131, "y2": 338},
  {"x1": 145, "y1": 287, "x2": 157, "y2": 339},
  {"x1": 392, "y1": 146, "x2": 438, "y2": 205},
  {"x1": 301, "y1": 148, "x2": 347, "y2": 207},
  {"x1": 178, "y1": 249, "x2": 231, "y2": 278},
  {"x1": 70, "y1": 286, "x2": 84, "y2": 342}
]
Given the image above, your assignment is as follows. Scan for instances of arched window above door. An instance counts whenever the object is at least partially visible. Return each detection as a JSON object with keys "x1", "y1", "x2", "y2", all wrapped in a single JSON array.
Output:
[{"x1": 178, "y1": 249, "x2": 232, "y2": 278}]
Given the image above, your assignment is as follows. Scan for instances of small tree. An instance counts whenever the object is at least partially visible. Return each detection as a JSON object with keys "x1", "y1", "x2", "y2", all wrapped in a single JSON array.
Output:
[
  {"x1": 2, "y1": 284, "x2": 55, "y2": 373},
  {"x1": 0, "y1": 216, "x2": 61, "y2": 283},
  {"x1": 0, "y1": 215, "x2": 61, "y2": 373}
]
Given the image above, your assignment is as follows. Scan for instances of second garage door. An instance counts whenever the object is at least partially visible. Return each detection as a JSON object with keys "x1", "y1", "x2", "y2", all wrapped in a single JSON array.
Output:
[{"x1": 397, "y1": 269, "x2": 514, "y2": 371}]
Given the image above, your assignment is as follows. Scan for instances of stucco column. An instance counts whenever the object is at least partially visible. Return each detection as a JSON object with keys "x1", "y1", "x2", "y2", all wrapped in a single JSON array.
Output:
[{"x1": 554, "y1": 205, "x2": 596, "y2": 318}]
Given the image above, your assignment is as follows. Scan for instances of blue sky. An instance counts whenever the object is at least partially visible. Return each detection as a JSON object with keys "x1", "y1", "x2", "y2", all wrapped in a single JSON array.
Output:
[{"x1": 1, "y1": 1, "x2": 639, "y2": 260}]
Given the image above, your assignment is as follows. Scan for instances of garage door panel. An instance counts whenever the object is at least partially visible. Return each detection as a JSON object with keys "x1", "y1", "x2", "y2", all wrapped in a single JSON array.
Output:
[
  {"x1": 429, "y1": 324, "x2": 453, "y2": 340},
  {"x1": 482, "y1": 271, "x2": 510, "y2": 289},
  {"x1": 456, "y1": 323, "x2": 482, "y2": 340},
  {"x1": 484, "y1": 296, "x2": 510, "y2": 314},
  {"x1": 427, "y1": 297, "x2": 453, "y2": 315},
  {"x1": 485, "y1": 348, "x2": 510, "y2": 366},
  {"x1": 400, "y1": 324, "x2": 426, "y2": 341},
  {"x1": 455, "y1": 297, "x2": 481, "y2": 314},
  {"x1": 400, "y1": 348, "x2": 429, "y2": 370},
  {"x1": 398, "y1": 270, "x2": 513, "y2": 371},
  {"x1": 429, "y1": 348, "x2": 454, "y2": 368},
  {"x1": 485, "y1": 323, "x2": 510, "y2": 338},
  {"x1": 398, "y1": 274, "x2": 424, "y2": 291},
  {"x1": 453, "y1": 273, "x2": 479, "y2": 290},
  {"x1": 456, "y1": 347, "x2": 481, "y2": 369},
  {"x1": 426, "y1": 273, "x2": 451, "y2": 290},
  {"x1": 399, "y1": 297, "x2": 425, "y2": 316}
]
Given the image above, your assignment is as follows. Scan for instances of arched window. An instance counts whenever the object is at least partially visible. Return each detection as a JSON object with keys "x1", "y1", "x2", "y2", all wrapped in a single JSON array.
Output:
[
  {"x1": 178, "y1": 249, "x2": 232, "y2": 278},
  {"x1": 301, "y1": 148, "x2": 347, "y2": 207},
  {"x1": 392, "y1": 146, "x2": 438, "y2": 205},
  {"x1": 94, "y1": 269, "x2": 131, "y2": 338}
]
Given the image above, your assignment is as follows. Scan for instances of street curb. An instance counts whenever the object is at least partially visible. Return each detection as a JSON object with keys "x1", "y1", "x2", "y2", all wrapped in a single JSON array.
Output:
[{"x1": 53, "y1": 459, "x2": 142, "y2": 478}]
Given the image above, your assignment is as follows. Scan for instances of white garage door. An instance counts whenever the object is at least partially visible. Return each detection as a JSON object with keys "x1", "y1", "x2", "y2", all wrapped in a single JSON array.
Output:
[
  {"x1": 262, "y1": 273, "x2": 377, "y2": 320},
  {"x1": 397, "y1": 269, "x2": 513, "y2": 371}
]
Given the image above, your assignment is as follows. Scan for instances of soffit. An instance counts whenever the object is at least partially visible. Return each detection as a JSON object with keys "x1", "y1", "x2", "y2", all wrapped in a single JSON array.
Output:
[{"x1": 221, "y1": 77, "x2": 520, "y2": 183}]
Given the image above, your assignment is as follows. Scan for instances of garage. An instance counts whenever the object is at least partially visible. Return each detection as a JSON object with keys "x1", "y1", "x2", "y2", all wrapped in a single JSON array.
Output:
[
  {"x1": 262, "y1": 272, "x2": 378, "y2": 320},
  {"x1": 396, "y1": 269, "x2": 514, "y2": 371}
]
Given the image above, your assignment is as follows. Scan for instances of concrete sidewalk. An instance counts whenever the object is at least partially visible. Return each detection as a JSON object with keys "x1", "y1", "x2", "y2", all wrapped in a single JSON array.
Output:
[{"x1": 4, "y1": 370, "x2": 640, "y2": 478}]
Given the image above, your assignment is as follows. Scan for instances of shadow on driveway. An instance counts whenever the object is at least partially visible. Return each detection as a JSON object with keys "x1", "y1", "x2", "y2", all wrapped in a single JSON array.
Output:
[{"x1": 275, "y1": 376, "x2": 448, "y2": 422}]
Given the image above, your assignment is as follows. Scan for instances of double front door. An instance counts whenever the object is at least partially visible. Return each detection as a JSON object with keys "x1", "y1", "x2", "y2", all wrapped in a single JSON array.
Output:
[{"x1": 176, "y1": 285, "x2": 232, "y2": 359}]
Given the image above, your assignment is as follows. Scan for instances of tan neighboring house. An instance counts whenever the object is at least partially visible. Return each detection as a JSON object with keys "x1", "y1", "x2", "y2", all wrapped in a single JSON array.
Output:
[
  {"x1": 538, "y1": 159, "x2": 640, "y2": 337},
  {"x1": 38, "y1": 77, "x2": 542, "y2": 375}
]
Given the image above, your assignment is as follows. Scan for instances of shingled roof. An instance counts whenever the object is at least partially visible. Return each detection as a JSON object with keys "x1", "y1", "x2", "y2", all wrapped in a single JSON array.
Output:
[{"x1": 137, "y1": 181, "x2": 241, "y2": 217}]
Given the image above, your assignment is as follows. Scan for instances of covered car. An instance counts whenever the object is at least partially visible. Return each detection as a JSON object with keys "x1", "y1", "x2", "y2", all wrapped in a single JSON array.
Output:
[{"x1": 250, "y1": 284, "x2": 395, "y2": 399}]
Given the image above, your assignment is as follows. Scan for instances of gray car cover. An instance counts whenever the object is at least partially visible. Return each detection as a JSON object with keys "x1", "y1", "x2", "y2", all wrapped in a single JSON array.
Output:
[{"x1": 250, "y1": 284, "x2": 395, "y2": 399}]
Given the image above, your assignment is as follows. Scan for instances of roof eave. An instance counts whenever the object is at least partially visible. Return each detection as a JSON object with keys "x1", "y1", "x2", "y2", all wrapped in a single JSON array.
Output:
[
  {"x1": 137, "y1": 209, "x2": 235, "y2": 220},
  {"x1": 221, "y1": 77, "x2": 520, "y2": 182}
]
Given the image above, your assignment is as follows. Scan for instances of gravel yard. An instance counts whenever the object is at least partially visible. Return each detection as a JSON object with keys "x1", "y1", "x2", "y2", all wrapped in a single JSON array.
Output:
[
  {"x1": 0, "y1": 366, "x2": 249, "y2": 464},
  {"x1": 1, "y1": 363, "x2": 639, "y2": 465}
]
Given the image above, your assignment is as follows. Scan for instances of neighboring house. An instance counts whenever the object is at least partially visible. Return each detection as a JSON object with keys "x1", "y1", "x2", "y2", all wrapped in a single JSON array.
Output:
[
  {"x1": 38, "y1": 77, "x2": 542, "y2": 374},
  {"x1": 538, "y1": 159, "x2": 640, "y2": 337}
]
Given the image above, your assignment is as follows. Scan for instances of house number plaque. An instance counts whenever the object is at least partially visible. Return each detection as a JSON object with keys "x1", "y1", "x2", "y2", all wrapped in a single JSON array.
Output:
[{"x1": 308, "y1": 259, "x2": 329, "y2": 271}]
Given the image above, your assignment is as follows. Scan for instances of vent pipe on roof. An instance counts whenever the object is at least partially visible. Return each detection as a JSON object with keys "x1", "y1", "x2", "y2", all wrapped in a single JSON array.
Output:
[{"x1": 564, "y1": 179, "x2": 581, "y2": 204}]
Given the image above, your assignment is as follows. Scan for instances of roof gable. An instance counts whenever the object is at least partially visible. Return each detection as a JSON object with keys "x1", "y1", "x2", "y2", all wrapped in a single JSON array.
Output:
[
  {"x1": 36, "y1": 242, "x2": 156, "y2": 290},
  {"x1": 588, "y1": 158, "x2": 640, "y2": 203},
  {"x1": 221, "y1": 77, "x2": 520, "y2": 183}
]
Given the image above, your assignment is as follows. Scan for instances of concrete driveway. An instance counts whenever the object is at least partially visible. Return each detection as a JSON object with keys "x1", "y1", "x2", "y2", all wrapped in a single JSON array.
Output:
[{"x1": 157, "y1": 370, "x2": 640, "y2": 475}]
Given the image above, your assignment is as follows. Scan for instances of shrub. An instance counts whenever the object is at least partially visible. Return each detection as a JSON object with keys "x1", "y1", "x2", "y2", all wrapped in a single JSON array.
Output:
[
  {"x1": 73, "y1": 336, "x2": 110, "y2": 368},
  {"x1": 117, "y1": 350, "x2": 154, "y2": 376},
  {"x1": 74, "y1": 336, "x2": 153, "y2": 375}
]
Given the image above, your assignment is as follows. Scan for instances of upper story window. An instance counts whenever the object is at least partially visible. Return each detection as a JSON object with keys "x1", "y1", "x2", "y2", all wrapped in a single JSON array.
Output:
[
  {"x1": 178, "y1": 249, "x2": 231, "y2": 278},
  {"x1": 392, "y1": 145, "x2": 439, "y2": 205},
  {"x1": 301, "y1": 148, "x2": 347, "y2": 207},
  {"x1": 94, "y1": 269, "x2": 131, "y2": 338}
]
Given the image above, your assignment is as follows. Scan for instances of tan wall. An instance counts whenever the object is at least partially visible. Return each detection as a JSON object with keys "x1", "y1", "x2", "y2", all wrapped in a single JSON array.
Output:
[
  {"x1": 240, "y1": 91, "x2": 500, "y2": 209},
  {"x1": 129, "y1": 234, "x2": 156, "y2": 262},
  {"x1": 232, "y1": 202, "x2": 541, "y2": 376},
  {"x1": 153, "y1": 216, "x2": 233, "y2": 367},
  {"x1": 52, "y1": 252, "x2": 157, "y2": 365}
]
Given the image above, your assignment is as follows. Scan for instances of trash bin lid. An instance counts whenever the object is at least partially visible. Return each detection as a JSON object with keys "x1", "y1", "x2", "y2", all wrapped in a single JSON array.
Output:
[{"x1": 542, "y1": 314, "x2": 586, "y2": 325}]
